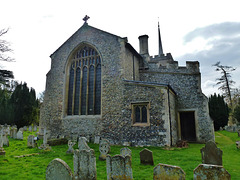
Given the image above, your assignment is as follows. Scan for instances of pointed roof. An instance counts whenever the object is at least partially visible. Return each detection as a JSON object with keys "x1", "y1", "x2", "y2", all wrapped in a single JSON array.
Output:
[{"x1": 158, "y1": 22, "x2": 164, "y2": 56}]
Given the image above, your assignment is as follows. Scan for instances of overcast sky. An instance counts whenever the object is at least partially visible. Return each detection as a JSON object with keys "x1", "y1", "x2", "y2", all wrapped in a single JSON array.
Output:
[{"x1": 1, "y1": 0, "x2": 240, "y2": 97}]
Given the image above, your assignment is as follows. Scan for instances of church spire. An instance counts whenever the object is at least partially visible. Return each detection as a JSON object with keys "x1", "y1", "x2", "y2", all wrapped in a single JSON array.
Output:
[{"x1": 158, "y1": 20, "x2": 164, "y2": 56}]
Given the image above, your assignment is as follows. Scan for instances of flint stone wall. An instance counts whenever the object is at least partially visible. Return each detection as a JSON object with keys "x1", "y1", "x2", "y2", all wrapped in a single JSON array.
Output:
[{"x1": 140, "y1": 61, "x2": 214, "y2": 143}]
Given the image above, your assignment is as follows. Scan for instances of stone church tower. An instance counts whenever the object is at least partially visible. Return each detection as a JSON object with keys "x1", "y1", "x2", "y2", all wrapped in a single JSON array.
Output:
[{"x1": 40, "y1": 17, "x2": 215, "y2": 146}]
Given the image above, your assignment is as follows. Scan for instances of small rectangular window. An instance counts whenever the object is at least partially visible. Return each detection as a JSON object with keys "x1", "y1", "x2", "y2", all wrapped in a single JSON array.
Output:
[{"x1": 131, "y1": 102, "x2": 150, "y2": 126}]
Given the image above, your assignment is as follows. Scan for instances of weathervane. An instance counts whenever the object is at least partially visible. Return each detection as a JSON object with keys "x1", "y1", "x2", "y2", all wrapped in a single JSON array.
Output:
[{"x1": 83, "y1": 15, "x2": 90, "y2": 24}]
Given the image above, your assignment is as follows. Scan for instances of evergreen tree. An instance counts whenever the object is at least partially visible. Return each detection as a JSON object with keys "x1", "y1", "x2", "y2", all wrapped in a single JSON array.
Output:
[
  {"x1": 10, "y1": 82, "x2": 39, "y2": 128},
  {"x1": 208, "y1": 93, "x2": 229, "y2": 130}
]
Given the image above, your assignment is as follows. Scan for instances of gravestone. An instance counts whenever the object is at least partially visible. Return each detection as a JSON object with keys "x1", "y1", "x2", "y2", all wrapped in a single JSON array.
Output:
[
  {"x1": 200, "y1": 141, "x2": 222, "y2": 165},
  {"x1": 66, "y1": 140, "x2": 76, "y2": 154},
  {"x1": 120, "y1": 147, "x2": 132, "y2": 157},
  {"x1": 153, "y1": 163, "x2": 186, "y2": 180},
  {"x1": 238, "y1": 129, "x2": 240, "y2": 137},
  {"x1": 33, "y1": 125, "x2": 37, "y2": 132},
  {"x1": 2, "y1": 133, "x2": 9, "y2": 146},
  {"x1": 99, "y1": 139, "x2": 111, "y2": 160},
  {"x1": 94, "y1": 136, "x2": 100, "y2": 144},
  {"x1": 78, "y1": 137, "x2": 90, "y2": 151},
  {"x1": 39, "y1": 128, "x2": 51, "y2": 150},
  {"x1": 12, "y1": 127, "x2": 17, "y2": 139},
  {"x1": 106, "y1": 155, "x2": 133, "y2": 180},
  {"x1": 140, "y1": 148, "x2": 154, "y2": 165},
  {"x1": 29, "y1": 125, "x2": 32, "y2": 132},
  {"x1": 0, "y1": 133, "x2": 5, "y2": 155},
  {"x1": 73, "y1": 149, "x2": 97, "y2": 180},
  {"x1": 16, "y1": 130, "x2": 23, "y2": 140},
  {"x1": 46, "y1": 158, "x2": 73, "y2": 180},
  {"x1": 23, "y1": 126, "x2": 28, "y2": 131},
  {"x1": 193, "y1": 164, "x2": 231, "y2": 180},
  {"x1": 6, "y1": 125, "x2": 10, "y2": 135},
  {"x1": 28, "y1": 135, "x2": 36, "y2": 148}
]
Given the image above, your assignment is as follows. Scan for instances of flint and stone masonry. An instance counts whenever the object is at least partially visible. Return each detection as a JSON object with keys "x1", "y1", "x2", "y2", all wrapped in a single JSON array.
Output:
[{"x1": 40, "y1": 19, "x2": 215, "y2": 146}]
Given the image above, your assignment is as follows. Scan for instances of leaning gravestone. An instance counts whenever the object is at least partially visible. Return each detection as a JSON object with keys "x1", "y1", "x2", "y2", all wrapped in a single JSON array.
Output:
[
  {"x1": 46, "y1": 158, "x2": 73, "y2": 180},
  {"x1": 106, "y1": 154, "x2": 133, "y2": 180},
  {"x1": 66, "y1": 140, "x2": 75, "y2": 154},
  {"x1": 99, "y1": 139, "x2": 111, "y2": 160},
  {"x1": 193, "y1": 164, "x2": 231, "y2": 180},
  {"x1": 200, "y1": 140, "x2": 222, "y2": 165},
  {"x1": 140, "y1": 148, "x2": 154, "y2": 165},
  {"x1": 78, "y1": 137, "x2": 90, "y2": 151},
  {"x1": 153, "y1": 163, "x2": 186, "y2": 180},
  {"x1": 73, "y1": 149, "x2": 97, "y2": 180}
]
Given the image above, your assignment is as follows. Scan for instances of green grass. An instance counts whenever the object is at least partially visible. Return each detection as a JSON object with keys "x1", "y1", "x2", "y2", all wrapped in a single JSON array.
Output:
[{"x1": 0, "y1": 130, "x2": 239, "y2": 179}]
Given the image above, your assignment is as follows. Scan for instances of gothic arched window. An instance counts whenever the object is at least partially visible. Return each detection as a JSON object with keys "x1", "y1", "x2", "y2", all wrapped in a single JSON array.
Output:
[{"x1": 67, "y1": 45, "x2": 101, "y2": 115}]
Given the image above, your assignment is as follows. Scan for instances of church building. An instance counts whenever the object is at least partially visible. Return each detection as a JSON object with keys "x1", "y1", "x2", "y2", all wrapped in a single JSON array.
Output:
[{"x1": 40, "y1": 16, "x2": 215, "y2": 146}]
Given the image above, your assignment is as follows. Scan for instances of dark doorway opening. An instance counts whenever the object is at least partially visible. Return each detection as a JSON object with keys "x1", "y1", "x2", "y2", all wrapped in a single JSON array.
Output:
[{"x1": 180, "y1": 111, "x2": 196, "y2": 141}]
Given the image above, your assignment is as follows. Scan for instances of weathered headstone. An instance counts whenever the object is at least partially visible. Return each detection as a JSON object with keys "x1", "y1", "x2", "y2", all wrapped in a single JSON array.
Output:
[
  {"x1": 39, "y1": 128, "x2": 51, "y2": 150},
  {"x1": 6, "y1": 125, "x2": 10, "y2": 135},
  {"x1": 94, "y1": 136, "x2": 100, "y2": 144},
  {"x1": 0, "y1": 133, "x2": 6, "y2": 155},
  {"x1": 23, "y1": 126, "x2": 28, "y2": 131},
  {"x1": 2, "y1": 133, "x2": 9, "y2": 146},
  {"x1": 16, "y1": 130, "x2": 23, "y2": 140},
  {"x1": 73, "y1": 149, "x2": 97, "y2": 180},
  {"x1": 153, "y1": 163, "x2": 186, "y2": 180},
  {"x1": 46, "y1": 158, "x2": 73, "y2": 180},
  {"x1": 99, "y1": 139, "x2": 111, "y2": 160},
  {"x1": 66, "y1": 140, "x2": 76, "y2": 154},
  {"x1": 140, "y1": 148, "x2": 154, "y2": 165},
  {"x1": 12, "y1": 127, "x2": 17, "y2": 139},
  {"x1": 29, "y1": 125, "x2": 32, "y2": 132},
  {"x1": 28, "y1": 135, "x2": 36, "y2": 148},
  {"x1": 33, "y1": 125, "x2": 37, "y2": 132},
  {"x1": 78, "y1": 137, "x2": 90, "y2": 151},
  {"x1": 120, "y1": 147, "x2": 132, "y2": 157},
  {"x1": 200, "y1": 140, "x2": 222, "y2": 165},
  {"x1": 193, "y1": 164, "x2": 231, "y2": 180},
  {"x1": 106, "y1": 155, "x2": 133, "y2": 180}
]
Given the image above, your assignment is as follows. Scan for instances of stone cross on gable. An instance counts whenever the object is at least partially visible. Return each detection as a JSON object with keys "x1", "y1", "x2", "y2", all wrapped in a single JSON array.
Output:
[{"x1": 83, "y1": 15, "x2": 90, "y2": 23}]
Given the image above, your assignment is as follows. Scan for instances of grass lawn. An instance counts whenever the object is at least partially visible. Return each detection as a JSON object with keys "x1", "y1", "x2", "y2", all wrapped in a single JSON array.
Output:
[{"x1": 0, "y1": 130, "x2": 239, "y2": 179}]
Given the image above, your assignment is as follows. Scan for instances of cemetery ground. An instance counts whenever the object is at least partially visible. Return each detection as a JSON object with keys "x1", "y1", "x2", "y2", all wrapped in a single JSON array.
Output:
[{"x1": 0, "y1": 130, "x2": 239, "y2": 180}]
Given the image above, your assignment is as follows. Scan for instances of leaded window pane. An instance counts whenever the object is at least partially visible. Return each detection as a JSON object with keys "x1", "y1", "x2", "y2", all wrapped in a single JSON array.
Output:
[
  {"x1": 81, "y1": 66, "x2": 87, "y2": 115},
  {"x1": 74, "y1": 67, "x2": 81, "y2": 115},
  {"x1": 67, "y1": 64, "x2": 75, "y2": 115},
  {"x1": 135, "y1": 106, "x2": 140, "y2": 122},
  {"x1": 95, "y1": 64, "x2": 101, "y2": 114},
  {"x1": 88, "y1": 65, "x2": 94, "y2": 115},
  {"x1": 142, "y1": 106, "x2": 147, "y2": 123}
]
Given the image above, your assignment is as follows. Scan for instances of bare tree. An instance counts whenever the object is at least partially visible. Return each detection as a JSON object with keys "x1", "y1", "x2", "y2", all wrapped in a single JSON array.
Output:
[
  {"x1": 0, "y1": 28, "x2": 14, "y2": 85},
  {"x1": 213, "y1": 61, "x2": 236, "y2": 106}
]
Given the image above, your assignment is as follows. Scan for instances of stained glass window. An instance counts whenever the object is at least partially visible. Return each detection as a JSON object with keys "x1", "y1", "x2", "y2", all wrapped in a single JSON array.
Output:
[
  {"x1": 67, "y1": 44, "x2": 101, "y2": 116},
  {"x1": 67, "y1": 63, "x2": 75, "y2": 115}
]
